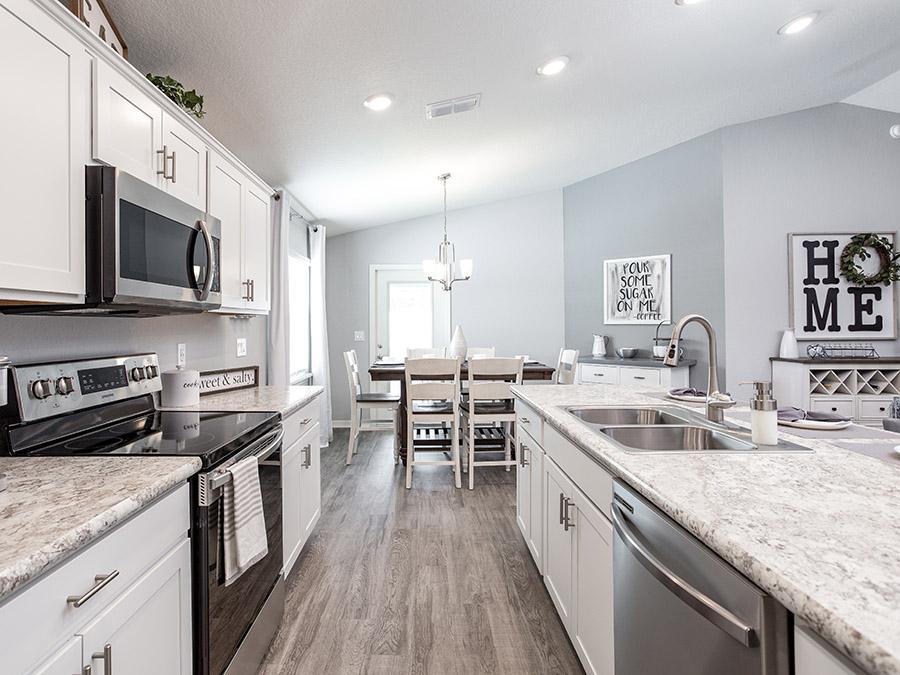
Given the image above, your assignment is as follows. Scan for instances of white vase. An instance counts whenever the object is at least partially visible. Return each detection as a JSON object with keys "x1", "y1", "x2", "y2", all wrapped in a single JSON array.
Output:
[
  {"x1": 779, "y1": 328, "x2": 800, "y2": 359},
  {"x1": 448, "y1": 325, "x2": 467, "y2": 359}
]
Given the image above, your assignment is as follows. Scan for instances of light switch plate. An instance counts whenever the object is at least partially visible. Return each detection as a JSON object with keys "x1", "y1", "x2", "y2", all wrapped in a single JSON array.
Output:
[
  {"x1": 177, "y1": 343, "x2": 186, "y2": 368},
  {"x1": 236, "y1": 338, "x2": 248, "y2": 357},
  {"x1": 354, "y1": 330, "x2": 365, "y2": 342}
]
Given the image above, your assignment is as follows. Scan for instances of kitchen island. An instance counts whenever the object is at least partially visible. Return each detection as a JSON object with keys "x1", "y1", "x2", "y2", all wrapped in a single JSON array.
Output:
[{"x1": 512, "y1": 383, "x2": 900, "y2": 674}]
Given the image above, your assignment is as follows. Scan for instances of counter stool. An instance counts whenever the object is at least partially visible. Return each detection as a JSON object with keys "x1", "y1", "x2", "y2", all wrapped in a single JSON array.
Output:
[{"x1": 343, "y1": 350, "x2": 400, "y2": 465}]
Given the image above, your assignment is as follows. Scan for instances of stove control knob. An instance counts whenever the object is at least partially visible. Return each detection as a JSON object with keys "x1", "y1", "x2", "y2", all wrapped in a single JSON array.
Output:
[
  {"x1": 145, "y1": 365, "x2": 159, "y2": 379},
  {"x1": 131, "y1": 367, "x2": 146, "y2": 382},
  {"x1": 55, "y1": 376, "x2": 75, "y2": 396},
  {"x1": 31, "y1": 379, "x2": 53, "y2": 399}
]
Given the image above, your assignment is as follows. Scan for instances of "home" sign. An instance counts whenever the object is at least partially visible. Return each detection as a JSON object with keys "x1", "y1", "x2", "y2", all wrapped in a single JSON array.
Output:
[{"x1": 789, "y1": 233, "x2": 896, "y2": 340}]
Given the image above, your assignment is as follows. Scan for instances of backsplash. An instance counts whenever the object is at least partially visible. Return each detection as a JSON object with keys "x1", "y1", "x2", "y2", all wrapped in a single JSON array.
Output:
[{"x1": 0, "y1": 313, "x2": 267, "y2": 378}]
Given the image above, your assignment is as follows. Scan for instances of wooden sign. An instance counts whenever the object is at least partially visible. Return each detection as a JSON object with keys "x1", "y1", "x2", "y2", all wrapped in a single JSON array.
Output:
[
  {"x1": 199, "y1": 366, "x2": 259, "y2": 395},
  {"x1": 604, "y1": 254, "x2": 672, "y2": 324},
  {"x1": 789, "y1": 233, "x2": 896, "y2": 340}
]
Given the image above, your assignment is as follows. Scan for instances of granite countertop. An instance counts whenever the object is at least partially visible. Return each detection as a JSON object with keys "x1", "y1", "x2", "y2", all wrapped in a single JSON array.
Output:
[
  {"x1": 0, "y1": 456, "x2": 200, "y2": 603},
  {"x1": 578, "y1": 355, "x2": 698, "y2": 368},
  {"x1": 160, "y1": 385, "x2": 323, "y2": 417},
  {"x1": 511, "y1": 383, "x2": 900, "y2": 675}
]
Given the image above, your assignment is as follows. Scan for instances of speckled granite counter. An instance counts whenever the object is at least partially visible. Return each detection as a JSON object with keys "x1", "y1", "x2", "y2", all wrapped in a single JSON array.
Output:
[
  {"x1": 0, "y1": 456, "x2": 200, "y2": 603},
  {"x1": 511, "y1": 383, "x2": 900, "y2": 675},
  {"x1": 160, "y1": 385, "x2": 323, "y2": 417}
]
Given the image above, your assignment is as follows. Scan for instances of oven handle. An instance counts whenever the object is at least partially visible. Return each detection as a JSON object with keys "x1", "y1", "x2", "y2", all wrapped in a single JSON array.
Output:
[
  {"x1": 194, "y1": 218, "x2": 215, "y2": 302},
  {"x1": 611, "y1": 501, "x2": 756, "y2": 647},
  {"x1": 207, "y1": 427, "x2": 284, "y2": 491}
]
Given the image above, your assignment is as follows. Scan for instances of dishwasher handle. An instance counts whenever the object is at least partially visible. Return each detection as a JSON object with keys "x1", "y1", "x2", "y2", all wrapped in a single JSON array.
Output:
[{"x1": 611, "y1": 501, "x2": 757, "y2": 647}]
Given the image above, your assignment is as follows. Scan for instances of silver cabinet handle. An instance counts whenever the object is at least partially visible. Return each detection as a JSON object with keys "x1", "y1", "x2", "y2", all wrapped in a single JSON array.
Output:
[
  {"x1": 241, "y1": 279, "x2": 252, "y2": 301},
  {"x1": 302, "y1": 444, "x2": 312, "y2": 468},
  {"x1": 520, "y1": 417, "x2": 530, "y2": 424},
  {"x1": 250, "y1": 278, "x2": 255, "y2": 302},
  {"x1": 82, "y1": 665, "x2": 93, "y2": 675},
  {"x1": 633, "y1": 376, "x2": 646, "y2": 380},
  {"x1": 92, "y1": 643, "x2": 112, "y2": 675},
  {"x1": 300, "y1": 418, "x2": 312, "y2": 425},
  {"x1": 563, "y1": 497, "x2": 575, "y2": 531},
  {"x1": 67, "y1": 570, "x2": 119, "y2": 608},
  {"x1": 170, "y1": 150, "x2": 176, "y2": 184},
  {"x1": 558, "y1": 492, "x2": 565, "y2": 525},
  {"x1": 156, "y1": 145, "x2": 170, "y2": 179},
  {"x1": 611, "y1": 502, "x2": 755, "y2": 647},
  {"x1": 519, "y1": 444, "x2": 529, "y2": 467}
]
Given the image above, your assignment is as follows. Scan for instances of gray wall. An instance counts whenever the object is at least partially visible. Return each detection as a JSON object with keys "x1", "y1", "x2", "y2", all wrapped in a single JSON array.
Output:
[
  {"x1": 722, "y1": 103, "x2": 900, "y2": 389},
  {"x1": 327, "y1": 189, "x2": 565, "y2": 421},
  {"x1": 563, "y1": 131, "x2": 726, "y2": 389},
  {"x1": 0, "y1": 313, "x2": 267, "y2": 376}
]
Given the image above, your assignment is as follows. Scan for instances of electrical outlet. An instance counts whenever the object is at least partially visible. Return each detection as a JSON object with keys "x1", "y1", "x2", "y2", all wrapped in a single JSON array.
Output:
[
  {"x1": 236, "y1": 338, "x2": 247, "y2": 358},
  {"x1": 177, "y1": 343, "x2": 186, "y2": 368},
  {"x1": 354, "y1": 330, "x2": 365, "y2": 342}
]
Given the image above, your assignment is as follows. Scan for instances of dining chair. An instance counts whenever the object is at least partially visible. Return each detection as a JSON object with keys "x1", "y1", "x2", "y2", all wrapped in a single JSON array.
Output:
[
  {"x1": 407, "y1": 347, "x2": 446, "y2": 358},
  {"x1": 404, "y1": 357, "x2": 462, "y2": 489},
  {"x1": 343, "y1": 350, "x2": 401, "y2": 465},
  {"x1": 556, "y1": 348, "x2": 580, "y2": 384},
  {"x1": 466, "y1": 347, "x2": 496, "y2": 359},
  {"x1": 460, "y1": 357, "x2": 523, "y2": 489}
]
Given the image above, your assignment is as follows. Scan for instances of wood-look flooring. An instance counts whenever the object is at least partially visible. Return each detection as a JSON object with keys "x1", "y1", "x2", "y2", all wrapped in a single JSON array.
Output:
[{"x1": 260, "y1": 429, "x2": 584, "y2": 675}]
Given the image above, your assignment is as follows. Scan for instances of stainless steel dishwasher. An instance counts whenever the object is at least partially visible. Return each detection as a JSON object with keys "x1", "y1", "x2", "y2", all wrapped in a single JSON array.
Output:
[{"x1": 611, "y1": 480, "x2": 791, "y2": 674}]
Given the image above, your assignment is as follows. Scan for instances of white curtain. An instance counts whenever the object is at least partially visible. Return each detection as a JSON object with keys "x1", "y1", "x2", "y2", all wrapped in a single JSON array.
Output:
[
  {"x1": 309, "y1": 224, "x2": 334, "y2": 445},
  {"x1": 267, "y1": 190, "x2": 291, "y2": 386}
]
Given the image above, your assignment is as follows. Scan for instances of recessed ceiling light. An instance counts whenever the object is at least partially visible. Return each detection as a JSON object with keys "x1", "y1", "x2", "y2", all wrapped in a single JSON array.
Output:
[
  {"x1": 363, "y1": 93, "x2": 393, "y2": 111},
  {"x1": 674, "y1": 0, "x2": 706, "y2": 5},
  {"x1": 778, "y1": 12, "x2": 819, "y2": 35},
  {"x1": 537, "y1": 56, "x2": 570, "y2": 77}
]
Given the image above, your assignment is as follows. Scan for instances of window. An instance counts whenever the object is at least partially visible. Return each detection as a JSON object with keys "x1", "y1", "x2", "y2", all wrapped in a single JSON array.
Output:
[{"x1": 289, "y1": 216, "x2": 311, "y2": 382}]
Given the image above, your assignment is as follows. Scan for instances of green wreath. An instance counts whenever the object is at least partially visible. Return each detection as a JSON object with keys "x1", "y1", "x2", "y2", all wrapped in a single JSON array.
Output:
[{"x1": 839, "y1": 233, "x2": 900, "y2": 287}]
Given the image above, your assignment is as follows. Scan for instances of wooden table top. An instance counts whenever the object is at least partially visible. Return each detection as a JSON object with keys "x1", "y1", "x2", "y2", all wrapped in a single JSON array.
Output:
[{"x1": 368, "y1": 360, "x2": 555, "y2": 380}]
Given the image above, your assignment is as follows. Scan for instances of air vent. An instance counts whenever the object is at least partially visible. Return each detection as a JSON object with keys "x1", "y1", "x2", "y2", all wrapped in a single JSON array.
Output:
[{"x1": 425, "y1": 93, "x2": 481, "y2": 120}]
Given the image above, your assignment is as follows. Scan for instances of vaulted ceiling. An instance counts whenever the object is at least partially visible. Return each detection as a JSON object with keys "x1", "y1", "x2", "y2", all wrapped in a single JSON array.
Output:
[{"x1": 110, "y1": 0, "x2": 900, "y2": 234}]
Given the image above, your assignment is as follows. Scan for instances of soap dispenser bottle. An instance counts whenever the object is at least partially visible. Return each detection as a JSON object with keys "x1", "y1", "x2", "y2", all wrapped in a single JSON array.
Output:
[{"x1": 745, "y1": 381, "x2": 778, "y2": 446}]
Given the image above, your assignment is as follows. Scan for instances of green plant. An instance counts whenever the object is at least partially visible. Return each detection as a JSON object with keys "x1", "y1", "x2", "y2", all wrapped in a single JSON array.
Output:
[
  {"x1": 146, "y1": 73, "x2": 205, "y2": 119},
  {"x1": 839, "y1": 233, "x2": 900, "y2": 286}
]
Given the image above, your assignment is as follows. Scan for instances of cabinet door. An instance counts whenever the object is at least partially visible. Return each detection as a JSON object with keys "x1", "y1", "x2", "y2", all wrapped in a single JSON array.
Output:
[
  {"x1": 243, "y1": 180, "x2": 271, "y2": 312},
  {"x1": 571, "y1": 489, "x2": 615, "y2": 675},
  {"x1": 516, "y1": 439, "x2": 532, "y2": 546},
  {"x1": 528, "y1": 443, "x2": 544, "y2": 573},
  {"x1": 543, "y1": 458, "x2": 574, "y2": 625},
  {"x1": 93, "y1": 59, "x2": 163, "y2": 186},
  {"x1": 208, "y1": 152, "x2": 245, "y2": 310},
  {"x1": 80, "y1": 539, "x2": 192, "y2": 675},
  {"x1": 0, "y1": 0, "x2": 88, "y2": 301},
  {"x1": 30, "y1": 636, "x2": 81, "y2": 675},
  {"x1": 299, "y1": 426, "x2": 322, "y2": 546},
  {"x1": 282, "y1": 439, "x2": 303, "y2": 577},
  {"x1": 161, "y1": 112, "x2": 207, "y2": 210}
]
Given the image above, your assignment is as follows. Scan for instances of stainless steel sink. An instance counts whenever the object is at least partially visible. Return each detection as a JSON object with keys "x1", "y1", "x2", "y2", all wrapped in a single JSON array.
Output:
[
  {"x1": 566, "y1": 406, "x2": 689, "y2": 426},
  {"x1": 599, "y1": 425, "x2": 757, "y2": 452}
]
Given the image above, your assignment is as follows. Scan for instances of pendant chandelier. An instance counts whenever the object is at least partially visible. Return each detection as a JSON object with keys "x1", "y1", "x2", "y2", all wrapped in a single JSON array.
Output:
[{"x1": 423, "y1": 173, "x2": 472, "y2": 291}]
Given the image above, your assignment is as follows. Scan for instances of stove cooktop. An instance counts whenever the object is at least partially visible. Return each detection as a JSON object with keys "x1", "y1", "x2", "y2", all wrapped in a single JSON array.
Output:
[{"x1": 28, "y1": 409, "x2": 279, "y2": 469}]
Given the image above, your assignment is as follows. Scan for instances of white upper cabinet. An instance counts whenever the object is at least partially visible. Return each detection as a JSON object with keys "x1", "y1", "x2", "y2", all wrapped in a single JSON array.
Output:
[
  {"x1": 243, "y1": 180, "x2": 271, "y2": 312},
  {"x1": 0, "y1": 0, "x2": 89, "y2": 302},
  {"x1": 161, "y1": 112, "x2": 208, "y2": 210}
]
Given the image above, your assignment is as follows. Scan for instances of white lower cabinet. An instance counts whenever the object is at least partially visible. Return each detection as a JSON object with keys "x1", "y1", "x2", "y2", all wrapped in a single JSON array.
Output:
[
  {"x1": 516, "y1": 430, "x2": 544, "y2": 573},
  {"x1": 282, "y1": 400, "x2": 323, "y2": 578},
  {"x1": 794, "y1": 624, "x2": 862, "y2": 675},
  {"x1": 30, "y1": 636, "x2": 81, "y2": 675},
  {"x1": 578, "y1": 363, "x2": 690, "y2": 389},
  {"x1": 543, "y1": 459, "x2": 575, "y2": 626},
  {"x1": 80, "y1": 538, "x2": 193, "y2": 675}
]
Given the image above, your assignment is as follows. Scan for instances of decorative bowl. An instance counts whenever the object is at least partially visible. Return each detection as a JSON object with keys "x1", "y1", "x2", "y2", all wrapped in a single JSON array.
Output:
[{"x1": 616, "y1": 347, "x2": 639, "y2": 359}]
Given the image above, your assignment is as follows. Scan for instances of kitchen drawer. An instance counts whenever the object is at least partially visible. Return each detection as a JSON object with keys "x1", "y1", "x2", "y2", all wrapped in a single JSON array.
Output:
[
  {"x1": 1, "y1": 483, "x2": 190, "y2": 675},
  {"x1": 544, "y1": 424, "x2": 613, "y2": 521},
  {"x1": 809, "y1": 397, "x2": 854, "y2": 418},
  {"x1": 579, "y1": 365, "x2": 619, "y2": 385},
  {"x1": 620, "y1": 368, "x2": 661, "y2": 386},
  {"x1": 858, "y1": 397, "x2": 892, "y2": 419},
  {"x1": 284, "y1": 400, "x2": 320, "y2": 449},
  {"x1": 515, "y1": 399, "x2": 543, "y2": 447}
]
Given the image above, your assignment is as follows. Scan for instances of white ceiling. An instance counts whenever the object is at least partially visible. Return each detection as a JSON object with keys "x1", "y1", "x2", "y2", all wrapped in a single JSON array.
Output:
[
  {"x1": 109, "y1": 0, "x2": 900, "y2": 235},
  {"x1": 844, "y1": 70, "x2": 900, "y2": 113}
]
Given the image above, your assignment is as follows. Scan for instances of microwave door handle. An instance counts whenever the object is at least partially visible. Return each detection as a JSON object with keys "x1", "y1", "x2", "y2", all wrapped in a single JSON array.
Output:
[
  {"x1": 195, "y1": 219, "x2": 215, "y2": 301},
  {"x1": 611, "y1": 502, "x2": 756, "y2": 647}
]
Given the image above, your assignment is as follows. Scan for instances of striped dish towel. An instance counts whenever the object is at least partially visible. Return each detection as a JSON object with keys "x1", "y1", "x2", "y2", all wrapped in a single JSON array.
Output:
[{"x1": 221, "y1": 455, "x2": 268, "y2": 586}]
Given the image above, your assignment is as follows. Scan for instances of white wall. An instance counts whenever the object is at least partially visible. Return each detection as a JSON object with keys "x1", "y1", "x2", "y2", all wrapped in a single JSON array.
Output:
[
  {"x1": 326, "y1": 189, "x2": 565, "y2": 421},
  {"x1": 844, "y1": 70, "x2": 900, "y2": 114}
]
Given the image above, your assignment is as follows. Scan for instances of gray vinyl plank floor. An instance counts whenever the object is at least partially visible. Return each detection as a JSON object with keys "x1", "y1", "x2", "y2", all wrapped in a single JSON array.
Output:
[{"x1": 260, "y1": 429, "x2": 584, "y2": 675}]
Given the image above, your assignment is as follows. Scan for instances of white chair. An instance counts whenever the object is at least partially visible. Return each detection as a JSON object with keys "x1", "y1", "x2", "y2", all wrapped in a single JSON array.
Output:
[
  {"x1": 466, "y1": 347, "x2": 496, "y2": 359},
  {"x1": 556, "y1": 348, "x2": 580, "y2": 384},
  {"x1": 343, "y1": 350, "x2": 400, "y2": 465},
  {"x1": 404, "y1": 357, "x2": 462, "y2": 489},
  {"x1": 460, "y1": 357, "x2": 523, "y2": 490},
  {"x1": 407, "y1": 347, "x2": 446, "y2": 358}
]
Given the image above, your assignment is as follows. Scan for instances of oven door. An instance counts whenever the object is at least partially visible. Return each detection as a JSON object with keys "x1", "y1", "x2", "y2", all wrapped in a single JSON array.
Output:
[
  {"x1": 94, "y1": 167, "x2": 222, "y2": 311},
  {"x1": 194, "y1": 428, "x2": 284, "y2": 675}
]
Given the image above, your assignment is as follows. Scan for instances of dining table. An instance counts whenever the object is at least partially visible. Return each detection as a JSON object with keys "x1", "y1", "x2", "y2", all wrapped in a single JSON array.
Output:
[{"x1": 368, "y1": 358, "x2": 556, "y2": 460}]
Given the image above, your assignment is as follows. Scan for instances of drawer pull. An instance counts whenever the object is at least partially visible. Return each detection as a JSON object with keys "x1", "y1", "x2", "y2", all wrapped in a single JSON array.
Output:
[
  {"x1": 880, "y1": 407, "x2": 886, "y2": 412},
  {"x1": 302, "y1": 444, "x2": 312, "y2": 468},
  {"x1": 520, "y1": 417, "x2": 530, "y2": 424},
  {"x1": 831, "y1": 407, "x2": 838, "y2": 412},
  {"x1": 92, "y1": 643, "x2": 112, "y2": 675},
  {"x1": 67, "y1": 570, "x2": 119, "y2": 608},
  {"x1": 300, "y1": 417, "x2": 313, "y2": 425},
  {"x1": 519, "y1": 444, "x2": 530, "y2": 467},
  {"x1": 633, "y1": 376, "x2": 646, "y2": 380},
  {"x1": 563, "y1": 497, "x2": 575, "y2": 531}
]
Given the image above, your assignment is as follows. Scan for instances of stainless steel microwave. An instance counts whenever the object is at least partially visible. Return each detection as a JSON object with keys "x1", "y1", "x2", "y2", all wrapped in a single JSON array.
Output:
[{"x1": 4, "y1": 166, "x2": 221, "y2": 317}]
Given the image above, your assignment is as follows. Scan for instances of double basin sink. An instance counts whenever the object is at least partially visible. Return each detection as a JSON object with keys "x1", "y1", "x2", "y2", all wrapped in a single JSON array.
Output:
[{"x1": 566, "y1": 406, "x2": 809, "y2": 453}]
